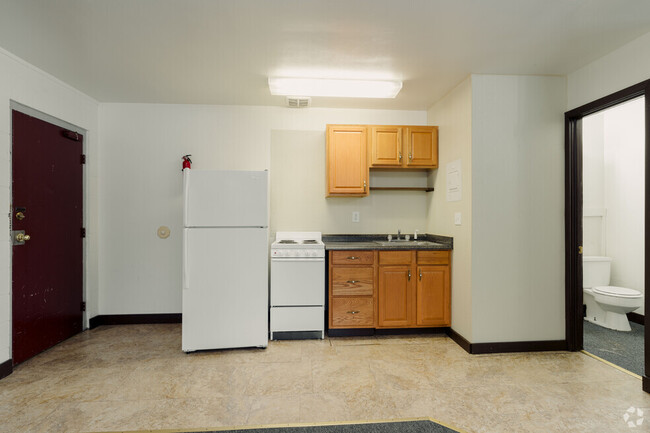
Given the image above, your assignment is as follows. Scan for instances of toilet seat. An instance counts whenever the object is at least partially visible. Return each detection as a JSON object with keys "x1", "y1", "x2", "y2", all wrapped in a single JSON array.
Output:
[{"x1": 592, "y1": 285, "x2": 642, "y2": 298}]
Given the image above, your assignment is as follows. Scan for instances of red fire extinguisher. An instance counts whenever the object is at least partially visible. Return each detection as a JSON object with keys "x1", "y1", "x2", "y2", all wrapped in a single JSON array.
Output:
[{"x1": 182, "y1": 154, "x2": 192, "y2": 170}]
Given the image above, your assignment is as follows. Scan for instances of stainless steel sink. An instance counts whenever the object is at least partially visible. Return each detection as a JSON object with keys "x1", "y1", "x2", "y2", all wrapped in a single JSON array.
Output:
[{"x1": 374, "y1": 240, "x2": 444, "y2": 247}]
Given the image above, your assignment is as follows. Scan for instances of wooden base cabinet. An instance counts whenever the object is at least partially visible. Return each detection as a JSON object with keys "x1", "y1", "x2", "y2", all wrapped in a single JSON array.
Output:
[
  {"x1": 329, "y1": 249, "x2": 451, "y2": 331},
  {"x1": 378, "y1": 265, "x2": 411, "y2": 327},
  {"x1": 329, "y1": 251, "x2": 376, "y2": 329},
  {"x1": 416, "y1": 265, "x2": 450, "y2": 326}
]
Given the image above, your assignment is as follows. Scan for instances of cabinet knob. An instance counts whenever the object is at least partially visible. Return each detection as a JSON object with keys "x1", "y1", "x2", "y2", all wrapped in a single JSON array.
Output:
[
  {"x1": 399, "y1": 152, "x2": 402, "y2": 162},
  {"x1": 363, "y1": 180, "x2": 367, "y2": 192},
  {"x1": 347, "y1": 256, "x2": 359, "y2": 260},
  {"x1": 347, "y1": 310, "x2": 360, "y2": 315},
  {"x1": 419, "y1": 269, "x2": 422, "y2": 281},
  {"x1": 408, "y1": 270, "x2": 411, "y2": 281},
  {"x1": 347, "y1": 280, "x2": 358, "y2": 284}
]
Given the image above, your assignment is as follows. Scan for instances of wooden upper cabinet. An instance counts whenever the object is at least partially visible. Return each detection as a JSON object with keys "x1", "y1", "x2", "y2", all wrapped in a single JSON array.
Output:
[
  {"x1": 326, "y1": 125, "x2": 368, "y2": 196},
  {"x1": 370, "y1": 126, "x2": 403, "y2": 167},
  {"x1": 405, "y1": 126, "x2": 438, "y2": 168},
  {"x1": 368, "y1": 125, "x2": 438, "y2": 169}
]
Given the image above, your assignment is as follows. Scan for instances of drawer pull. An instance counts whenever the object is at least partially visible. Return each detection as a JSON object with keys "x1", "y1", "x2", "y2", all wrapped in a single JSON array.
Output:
[
  {"x1": 347, "y1": 256, "x2": 359, "y2": 260},
  {"x1": 347, "y1": 280, "x2": 358, "y2": 284},
  {"x1": 419, "y1": 269, "x2": 422, "y2": 281},
  {"x1": 347, "y1": 310, "x2": 361, "y2": 315},
  {"x1": 408, "y1": 270, "x2": 411, "y2": 281}
]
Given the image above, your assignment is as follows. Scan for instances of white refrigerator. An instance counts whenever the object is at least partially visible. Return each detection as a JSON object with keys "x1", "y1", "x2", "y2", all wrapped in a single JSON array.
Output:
[{"x1": 182, "y1": 169, "x2": 269, "y2": 352}]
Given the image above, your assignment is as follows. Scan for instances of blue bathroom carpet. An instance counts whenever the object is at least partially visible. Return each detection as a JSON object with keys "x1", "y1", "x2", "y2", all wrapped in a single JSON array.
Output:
[{"x1": 583, "y1": 320, "x2": 644, "y2": 376}]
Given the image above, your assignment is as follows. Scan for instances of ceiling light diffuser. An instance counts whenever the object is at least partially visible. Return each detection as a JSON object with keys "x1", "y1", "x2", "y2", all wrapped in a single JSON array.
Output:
[{"x1": 268, "y1": 77, "x2": 402, "y2": 99}]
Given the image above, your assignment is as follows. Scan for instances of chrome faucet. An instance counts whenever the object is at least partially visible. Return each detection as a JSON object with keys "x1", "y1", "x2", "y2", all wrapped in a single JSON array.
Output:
[
  {"x1": 397, "y1": 229, "x2": 402, "y2": 240},
  {"x1": 414, "y1": 229, "x2": 419, "y2": 240}
]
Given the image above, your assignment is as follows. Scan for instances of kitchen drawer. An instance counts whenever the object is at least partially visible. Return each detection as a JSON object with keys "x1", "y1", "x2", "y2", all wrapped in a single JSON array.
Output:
[
  {"x1": 379, "y1": 250, "x2": 412, "y2": 265},
  {"x1": 417, "y1": 250, "x2": 450, "y2": 265},
  {"x1": 331, "y1": 250, "x2": 374, "y2": 265},
  {"x1": 271, "y1": 306, "x2": 324, "y2": 332},
  {"x1": 331, "y1": 266, "x2": 374, "y2": 296},
  {"x1": 331, "y1": 297, "x2": 374, "y2": 327}
]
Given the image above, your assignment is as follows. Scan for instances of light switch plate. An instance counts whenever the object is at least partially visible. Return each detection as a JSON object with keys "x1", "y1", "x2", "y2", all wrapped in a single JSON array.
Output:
[
  {"x1": 454, "y1": 212, "x2": 462, "y2": 225},
  {"x1": 352, "y1": 211, "x2": 360, "y2": 223}
]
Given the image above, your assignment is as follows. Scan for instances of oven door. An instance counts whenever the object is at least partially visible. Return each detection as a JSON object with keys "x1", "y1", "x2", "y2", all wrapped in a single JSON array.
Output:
[{"x1": 270, "y1": 257, "x2": 325, "y2": 306}]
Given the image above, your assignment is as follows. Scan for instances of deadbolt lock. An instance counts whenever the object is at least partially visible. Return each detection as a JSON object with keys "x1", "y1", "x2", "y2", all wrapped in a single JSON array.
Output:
[{"x1": 15, "y1": 212, "x2": 25, "y2": 220}]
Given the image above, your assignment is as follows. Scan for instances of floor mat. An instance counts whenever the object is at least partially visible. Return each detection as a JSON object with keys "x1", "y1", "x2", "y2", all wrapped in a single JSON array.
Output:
[
  {"x1": 112, "y1": 419, "x2": 461, "y2": 433},
  {"x1": 583, "y1": 320, "x2": 644, "y2": 376}
]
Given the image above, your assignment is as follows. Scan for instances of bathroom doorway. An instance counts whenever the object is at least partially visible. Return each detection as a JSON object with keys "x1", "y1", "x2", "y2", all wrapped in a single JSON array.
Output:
[
  {"x1": 581, "y1": 97, "x2": 645, "y2": 376},
  {"x1": 565, "y1": 79, "x2": 650, "y2": 393}
]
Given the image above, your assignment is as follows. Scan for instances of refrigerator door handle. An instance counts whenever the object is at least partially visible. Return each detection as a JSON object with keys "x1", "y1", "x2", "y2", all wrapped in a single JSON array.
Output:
[{"x1": 182, "y1": 230, "x2": 189, "y2": 291}]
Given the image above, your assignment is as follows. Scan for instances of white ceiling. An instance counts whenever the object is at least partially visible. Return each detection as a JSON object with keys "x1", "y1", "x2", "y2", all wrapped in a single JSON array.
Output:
[{"x1": 2, "y1": 0, "x2": 650, "y2": 110}]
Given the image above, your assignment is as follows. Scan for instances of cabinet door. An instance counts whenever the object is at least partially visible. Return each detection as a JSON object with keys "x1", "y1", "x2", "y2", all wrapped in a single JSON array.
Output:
[
  {"x1": 405, "y1": 126, "x2": 438, "y2": 168},
  {"x1": 370, "y1": 126, "x2": 403, "y2": 167},
  {"x1": 416, "y1": 265, "x2": 450, "y2": 326},
  {"x1": 378, "y1": 265, "x2": 413, "y2": 327},
  {"x1": 326, "y1": 125, "x2": 368, "y2": 195}
]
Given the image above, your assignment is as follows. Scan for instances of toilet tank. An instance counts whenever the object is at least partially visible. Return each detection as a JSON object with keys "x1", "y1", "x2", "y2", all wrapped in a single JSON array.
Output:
[{"x1": 583, "y1": 256, "x2": 612, "y2": 288}]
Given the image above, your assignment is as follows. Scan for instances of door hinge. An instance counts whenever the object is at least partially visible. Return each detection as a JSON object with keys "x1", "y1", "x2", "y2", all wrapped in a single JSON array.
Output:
[
  {"x1": 81, "y1": 154, "x2": 86, "y2": 164},
  {"x1": 81, "y1": 301, "x2": 86, "y2": 312},
  {"x1": 81, "y1": 227, "x2": 86, "y2": 238}
]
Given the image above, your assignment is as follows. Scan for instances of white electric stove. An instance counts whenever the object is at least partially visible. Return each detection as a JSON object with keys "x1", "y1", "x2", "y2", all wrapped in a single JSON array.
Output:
[{"x1": 270, "y1": 232, "x2": 325, "y2": 340}]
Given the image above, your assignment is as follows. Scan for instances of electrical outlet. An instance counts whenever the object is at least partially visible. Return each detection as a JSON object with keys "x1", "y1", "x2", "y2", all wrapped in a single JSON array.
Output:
[
  {"x1": 454, "y1": 212, "x2": 462, "y2": 225},
  {"x1": 352, "y1": 211, "x2": 360, "y2": 223}
]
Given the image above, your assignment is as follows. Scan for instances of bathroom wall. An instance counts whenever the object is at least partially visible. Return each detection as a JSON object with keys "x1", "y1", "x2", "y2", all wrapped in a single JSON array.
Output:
[
  {"x1": 582, "y1": 112, "x2": 606, "y2": 256},
  {"x1": 582, "y1": 97, "x2": 645, "y2": 314}
]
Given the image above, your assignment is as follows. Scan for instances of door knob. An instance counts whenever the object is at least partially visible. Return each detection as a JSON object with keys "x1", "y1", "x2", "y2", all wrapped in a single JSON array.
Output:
[
  {"x1": 16, "y1": 233, "x2": 30, "y2": 242},
  {"x1": 15, "y1": 212, "x2": 25, "y2": 220}
]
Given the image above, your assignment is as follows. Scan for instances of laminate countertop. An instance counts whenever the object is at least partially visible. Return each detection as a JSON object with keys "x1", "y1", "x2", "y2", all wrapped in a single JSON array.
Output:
[{"x1": 322, "y1": 234, "x2": 453, "y2": 251}]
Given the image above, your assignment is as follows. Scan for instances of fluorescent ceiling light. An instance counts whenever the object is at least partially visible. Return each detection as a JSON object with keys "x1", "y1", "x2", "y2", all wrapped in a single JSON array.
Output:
[{"x1": 268, "y1": 77, "x2": 402, "y2": 98}]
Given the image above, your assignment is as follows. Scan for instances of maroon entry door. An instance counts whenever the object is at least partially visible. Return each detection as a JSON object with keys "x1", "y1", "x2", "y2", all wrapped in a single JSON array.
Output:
[{"x1": 12, "y1": 110, "x2": 84, "y2": 365}]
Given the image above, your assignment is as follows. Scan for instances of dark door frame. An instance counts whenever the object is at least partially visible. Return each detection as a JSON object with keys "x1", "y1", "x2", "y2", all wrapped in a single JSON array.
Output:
[{"x1": 565, "y1": 79, "x2": 650, "y2": 393}]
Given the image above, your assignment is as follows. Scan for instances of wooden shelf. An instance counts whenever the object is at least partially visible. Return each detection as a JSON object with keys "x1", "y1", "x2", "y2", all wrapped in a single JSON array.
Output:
[{"x1": 369, "y1": 187, "x2": 434, "y2": 192}]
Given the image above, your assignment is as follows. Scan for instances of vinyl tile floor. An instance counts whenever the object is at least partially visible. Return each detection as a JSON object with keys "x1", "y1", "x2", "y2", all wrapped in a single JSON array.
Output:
[{"x1": 1, "y1": 324, "x2": 649, "y2": 433}]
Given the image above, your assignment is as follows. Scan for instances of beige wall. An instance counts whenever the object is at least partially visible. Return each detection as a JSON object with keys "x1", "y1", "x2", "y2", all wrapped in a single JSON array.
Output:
[
  {"x1": 98, "y1": 104, "x2": 427, "y2": 314},
  {"x1": 471, "y1": 74, "x2": 566, "y2": 343},
  {"x1": 0, "y1": 47, "x2": 99, "y2": 361},
  {"x1": 568, "y1": 30, "x2": 650, "y2": 110},
  {"x1": 426, "y1": 77, "x2": 473, "y2": 340},
  {"x1": 270, "y1": 130, "x2": 429, "y2": 235}
]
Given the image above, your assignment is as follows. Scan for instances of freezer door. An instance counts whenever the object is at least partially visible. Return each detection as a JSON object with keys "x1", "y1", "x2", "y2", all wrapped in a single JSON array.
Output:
[
  {"x1": 182, "y1": 227, "x2": 268, "y2": 351},
  {"x1": 184, "y1": 169, "x2": 268, "y2": 227}
]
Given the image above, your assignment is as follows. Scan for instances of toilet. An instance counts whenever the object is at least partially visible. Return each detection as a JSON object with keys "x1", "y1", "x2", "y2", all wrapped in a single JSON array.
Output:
[{"x1": 583, "y1": 256, "x2": 643, "y2": 332}]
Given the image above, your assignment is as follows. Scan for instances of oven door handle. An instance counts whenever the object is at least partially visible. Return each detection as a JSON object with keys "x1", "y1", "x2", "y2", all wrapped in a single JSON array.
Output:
[{"x1": 271, "y1": 257, "x2": 324, "y2": 262}]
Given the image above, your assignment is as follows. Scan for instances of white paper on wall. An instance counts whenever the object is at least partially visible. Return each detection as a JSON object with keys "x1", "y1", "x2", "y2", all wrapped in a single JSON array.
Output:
[{"x1": 446, "y1": 159, "x2": 462, "y2": 202}]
